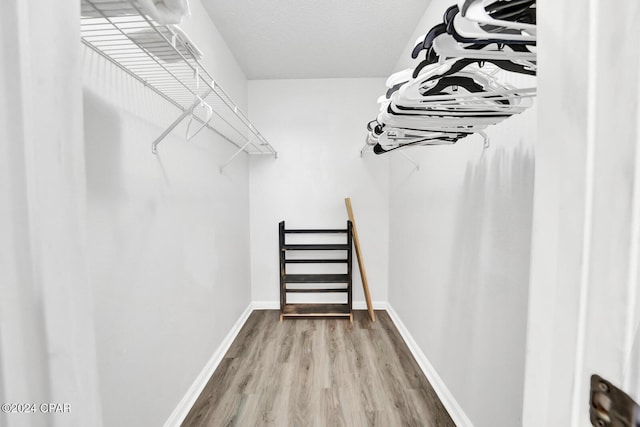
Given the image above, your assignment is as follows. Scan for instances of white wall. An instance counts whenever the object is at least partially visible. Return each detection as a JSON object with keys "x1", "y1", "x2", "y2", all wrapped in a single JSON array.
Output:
[
  {"x1": 0, "y1": 1, "x2": 102, "y2": 426},
  {"x1": 386, "y1": 1, "x2": 536, "y2": 426},
  {"x1": 247, "y1": 78, "x2": 389, "y2": 306},
  {"x1": 82, "y1": 1, "x2": 253, "y2": 425},
  {"x1": 524, "y1": 1, "x2": 640, "y2": 426}
]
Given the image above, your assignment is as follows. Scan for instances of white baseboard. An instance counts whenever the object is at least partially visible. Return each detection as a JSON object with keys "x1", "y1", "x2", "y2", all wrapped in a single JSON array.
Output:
[
  {"x1": 386, "y1": 303, "x2": 474, "y2": 427},
  {"x1": 353, "y1": 300, "x2": 388, "y2": 310},
  {"x1": 163, "y1": 303, "x2": 253, "y2": 427},
  {"x1": 251, "y1": 300, "x2": 388, "y2": 310},
  {"x1": 251, "y1": 300, "x2": 279, "y2": 309}
]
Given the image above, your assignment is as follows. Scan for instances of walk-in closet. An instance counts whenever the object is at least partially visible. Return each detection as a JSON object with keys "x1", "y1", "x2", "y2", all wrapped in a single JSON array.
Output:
[{"x1": 2, "y1": 0, "x2": 640, "y2": 426}]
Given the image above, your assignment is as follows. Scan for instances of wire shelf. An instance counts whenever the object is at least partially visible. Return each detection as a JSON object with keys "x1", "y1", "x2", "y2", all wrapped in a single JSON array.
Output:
[{"x1": 80, "y1": 0, "x2": 277, "y2": 163}]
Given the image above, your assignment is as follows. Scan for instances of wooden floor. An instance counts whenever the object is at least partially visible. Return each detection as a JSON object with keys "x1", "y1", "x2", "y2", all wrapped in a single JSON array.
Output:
[{"x1": 182, "y1": 310, "x2": 455, "y2": 427}]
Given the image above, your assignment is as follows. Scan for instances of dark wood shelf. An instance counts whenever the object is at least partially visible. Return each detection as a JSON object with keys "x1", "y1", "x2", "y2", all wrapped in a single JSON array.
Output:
[
  {"x1": 284, "y1": 287, "x2": 348, "y2": 293},
  {"x1": 284, "y1": 229, "x2": 348, "y2": 234},
  {"x1": 281, "y1": 303, "x2": 351, "y2": 317},
  {"x1": 284, "y1": 274, "x2": 350, "y2": 283},
  {"x1": 284, "y1": 258, "x2": 348, "y2": 264},
  {"x1": 282, "y1": 244, "x2": 350, "y2": 251}
]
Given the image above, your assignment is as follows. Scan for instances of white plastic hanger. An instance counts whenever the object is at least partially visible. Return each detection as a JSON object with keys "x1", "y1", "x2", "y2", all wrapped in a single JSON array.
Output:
[
  {"x1": 453, "y1": 10, "x2": 536, "y2": 42},
  {"x1": 417, "y1": 68, "x2": 507, "y2": 93},
  {"x1": 389, "y1": 94, "x2": 530, "y2": 116},
  {"x1": 395, "y1": 67, "x2": 535, "y2": 108},
  {"x1": 387, "y1": 102, "x2": 530, "y2": 116},
  {"x1": 433, "y1": 33, "x2": 536, "y2": 61},
  {"x1": 461, "y1": 0, "x2": 536, "y2": 33},
  {"x1": 389, "y1": 89, "x2": 535, "y2": 115},
  {"x1": 368, "y1": 123, "x2": 490, "y2": 151},
  {"x1": 185, "y1": 69, "x2": 213, "y2": 141},
  {"x1": 371, "y1": 130, "x2": 462, "y2": 151},
  {"x1": 379, "y1": 96, "x2": 532, "y2": 131},
  {"x1": 377, "y1": 111, "x2": 497, "y2": 130},
  {"x1": 379, "y1": 85, "x2": 524, "y2": 129},
  {"x1": 385, "y1": 69, "x2": 414, "y2": 92},
  {"x1": 378, "y1": 128, "x2": 465, "y2": 142},
  {"x1": 412, "y1": 59, "x2": 462, "y2": 83}
]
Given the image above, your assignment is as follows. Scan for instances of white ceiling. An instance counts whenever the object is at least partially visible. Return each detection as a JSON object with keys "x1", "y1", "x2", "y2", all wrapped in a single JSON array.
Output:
[{"x1": 200, "y1": 0, "x2": 431, "y2": 80}]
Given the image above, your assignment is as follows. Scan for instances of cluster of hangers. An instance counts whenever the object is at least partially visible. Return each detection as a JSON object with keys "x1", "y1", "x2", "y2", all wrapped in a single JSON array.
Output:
[{"x1": 366, "y1": 0, "x2": 537, "y2": 154}]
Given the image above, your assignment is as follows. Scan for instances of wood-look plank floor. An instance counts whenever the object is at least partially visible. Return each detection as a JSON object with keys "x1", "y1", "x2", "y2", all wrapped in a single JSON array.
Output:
[{"x1": 182, "y1": 310, "x2": 455, "y2": 427}]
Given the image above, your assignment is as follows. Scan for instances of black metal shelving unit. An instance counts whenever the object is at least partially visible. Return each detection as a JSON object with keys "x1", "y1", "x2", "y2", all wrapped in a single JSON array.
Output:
[{"x1": 279, "y1": 221, "x2": 353, "y2": 322}]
